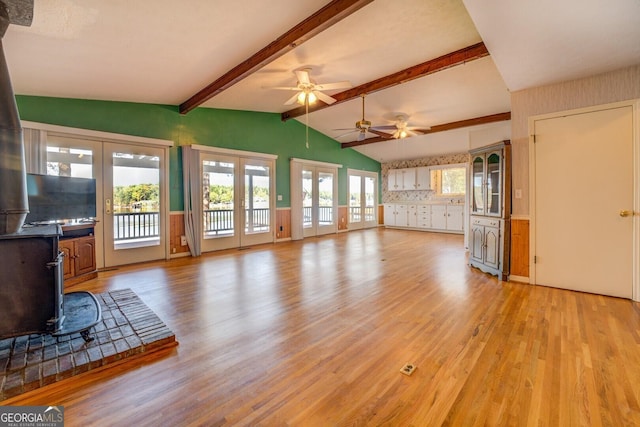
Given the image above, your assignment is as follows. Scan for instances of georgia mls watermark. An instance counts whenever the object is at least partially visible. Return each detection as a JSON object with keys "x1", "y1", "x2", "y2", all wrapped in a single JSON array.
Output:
[{"x1": 0, "y1": 406, "x2": 64, "y2": 427}]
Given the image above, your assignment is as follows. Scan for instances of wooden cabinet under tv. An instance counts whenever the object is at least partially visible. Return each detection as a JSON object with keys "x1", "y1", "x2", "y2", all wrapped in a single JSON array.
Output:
[{"x1": 60, "y1": 223, "x2": 97, "y2": 285}]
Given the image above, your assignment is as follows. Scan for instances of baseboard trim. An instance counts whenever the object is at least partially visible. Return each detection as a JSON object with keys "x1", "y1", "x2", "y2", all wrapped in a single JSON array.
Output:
[{"x1": 509, "y1": 275, "x2": 530, "y2": 284}]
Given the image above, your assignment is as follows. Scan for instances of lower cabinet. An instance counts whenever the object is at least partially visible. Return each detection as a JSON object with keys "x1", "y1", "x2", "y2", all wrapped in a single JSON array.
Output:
[
  {"x1": 59, "y1": 235, "x2": 97, "y2": 285},
  {"x1": 384, "y1": 203, "x2": 464, "y2": 234},
  {"x1": 469, "y1": 216, "x2": 508, "y2": 279}
]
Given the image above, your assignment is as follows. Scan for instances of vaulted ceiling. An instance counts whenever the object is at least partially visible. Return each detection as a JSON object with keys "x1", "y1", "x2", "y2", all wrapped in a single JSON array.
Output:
[{"x1": 4, "y1": 0, "x2": 640, "y2": 162}]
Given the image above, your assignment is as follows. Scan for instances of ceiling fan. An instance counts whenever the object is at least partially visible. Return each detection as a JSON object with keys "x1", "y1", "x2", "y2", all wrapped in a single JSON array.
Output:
[
  {"x1": 369, "y1": 114, "x2": 430, "y2": 139},
  {"x1": 269, "y1": 68, "x2": 352, "y2": 106},
  {"x1": 334, "y1": 95, "x2": 390, "y2": 142}
]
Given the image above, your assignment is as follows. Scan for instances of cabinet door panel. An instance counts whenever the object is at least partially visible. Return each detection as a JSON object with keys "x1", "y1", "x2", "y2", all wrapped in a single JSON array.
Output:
[
  {"x1": 446, "y1": 205, "x2": 464, "y2": 231},
  {"x1": 75, "y1": 237, "x2": 97, "y2": 275},
  {"x1": 383, "y1": 204, "x2": 396, "y2": 226},
  {"x1": 430, "y1": 205, "x2": 447, "y2": 230},
  {"x1": 470, "y1": 226, "x2": 484, "y2": 263},
  {"x1": 59, "y1": 241, "x2": 74, "y2": 280},
  {"x1": 484, "y1": 226, "x2": 500, "y2": 268}
]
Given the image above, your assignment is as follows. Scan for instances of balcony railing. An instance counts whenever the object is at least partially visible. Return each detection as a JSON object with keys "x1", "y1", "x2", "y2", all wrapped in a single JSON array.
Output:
[
  {"x1": 303, "y1": 206, "x2": 333, "y2": 226},
  {"x1": 114, "y1": 212, "x2": 159, "y2": 241},
  {"x1": 348, "y1": 206, "x2": 375, "y2": 222},
  {"x1": 204, "y1": 208, "x2": 270, "y2": 235}
]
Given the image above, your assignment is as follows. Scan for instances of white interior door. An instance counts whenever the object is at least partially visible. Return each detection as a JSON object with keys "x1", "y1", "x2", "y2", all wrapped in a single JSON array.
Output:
[
  {"x1": 532, "y1": 104, "x2": 634, "y2": 298},
  {"x1": 103, "y1": 142, "x2": 167, "y2": 267}
]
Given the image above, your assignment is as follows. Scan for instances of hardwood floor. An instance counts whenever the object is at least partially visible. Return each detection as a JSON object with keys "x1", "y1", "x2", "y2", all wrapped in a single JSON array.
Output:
[{"x1": 3, "y1": 228, "x2": 640, "y2": 426}]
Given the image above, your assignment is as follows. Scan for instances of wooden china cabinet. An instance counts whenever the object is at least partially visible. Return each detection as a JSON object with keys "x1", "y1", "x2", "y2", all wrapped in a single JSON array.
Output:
[{"x1": 468, "y1": 140, "x2": 511, "y2": 280}]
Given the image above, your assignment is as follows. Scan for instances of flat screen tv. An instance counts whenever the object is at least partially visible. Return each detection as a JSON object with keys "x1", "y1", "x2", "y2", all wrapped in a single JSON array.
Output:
[{"x1": 25, "y1": 174, "x2": 97, "y2": 224}]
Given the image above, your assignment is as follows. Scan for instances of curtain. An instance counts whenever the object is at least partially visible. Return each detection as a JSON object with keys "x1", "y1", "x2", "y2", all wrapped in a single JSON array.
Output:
[
  {"x1": 23, "y1": 128, "x2": 47, "y2": 174},
  {"x1": 290, "y1": 159, "x2": 303, "y2": 240},
  {"x1": 182, "y1": 145, "x2": 202, "y2": 257}
]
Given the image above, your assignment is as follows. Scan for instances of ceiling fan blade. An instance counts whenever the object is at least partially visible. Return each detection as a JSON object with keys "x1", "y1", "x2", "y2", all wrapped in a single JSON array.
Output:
[
  {"x1": 369, "y1": 125, "x2": 397, "y2": 131},
  {"x1": 335, "y1": 130, "x2": 359, "y2": 139},
  {"x1": 264, "y1": 86, "x2": 302, "y2": 91},
  {"x1": 284, "y1": 92, "x2": 301, "y2": 105},
  {"x1": 369, "y1": 129, "x2": 394, "y2": 139},
  {"x1": 295, "y1": 69, "x2": 311, "y2": 85},
  {"x1": 314, "y1": 90, "x2": 337, "y2": 105},
  {"x1": 314, "y1": 81, "x2": 351, "y2": 91}
]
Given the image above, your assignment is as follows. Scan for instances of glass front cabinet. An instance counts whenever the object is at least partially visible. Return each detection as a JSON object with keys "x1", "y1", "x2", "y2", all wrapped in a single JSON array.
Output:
[{"x1": 468, "y1": 140, "x2": 511, "y2": 280}]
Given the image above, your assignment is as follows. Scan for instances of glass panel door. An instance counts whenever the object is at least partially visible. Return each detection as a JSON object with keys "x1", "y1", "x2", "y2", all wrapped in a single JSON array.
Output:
[
  {"x1": 302, "y1": 166, "x2": 337, "y2": 237},
  {"x1": 486, "y1": 152, "x2": 501, "y2": 216},
  {"x1": 241, "y1": 158, "x2": 274, "y2": 247},
  {"x1": 472, "y1": 156, "x2": 485, "y2": 215},
  {"x1": 201, "y1": 154, "x2": 274, "y2": 251},
  {"x1": 46, "y1": 135, "x2": 104, "y2": 268},
  {"x1": 364, "y1": 175, "x2": 377, "y2": 228},
  {"x1": 201, "y1": 154, "x2": 240, "y2": 251},
  {"x1": 349, "y1": 175, "x2": 362, "y2": 229},
  {"x1": 103, "y1": 142, "x2": 166, "y2": 267}
]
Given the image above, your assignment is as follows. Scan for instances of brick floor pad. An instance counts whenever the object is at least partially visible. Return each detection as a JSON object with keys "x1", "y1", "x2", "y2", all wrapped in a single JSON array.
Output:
[{"x1": 0, "y1": 289, "x2": 177, "y2": 401}]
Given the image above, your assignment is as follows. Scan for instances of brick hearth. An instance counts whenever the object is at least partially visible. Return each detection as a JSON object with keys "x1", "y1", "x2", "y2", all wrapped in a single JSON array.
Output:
[{"x1": 0, "y1": 289, "x2": 177, "y2": 400}]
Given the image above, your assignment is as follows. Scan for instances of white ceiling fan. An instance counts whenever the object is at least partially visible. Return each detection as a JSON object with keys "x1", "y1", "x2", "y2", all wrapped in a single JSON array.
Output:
[
  {"x1": 268, "y1": 68, "x2": 351, "y2": 105},
  {"x1": 369, "y1": 114, "x2": 430, "y2": 139}
]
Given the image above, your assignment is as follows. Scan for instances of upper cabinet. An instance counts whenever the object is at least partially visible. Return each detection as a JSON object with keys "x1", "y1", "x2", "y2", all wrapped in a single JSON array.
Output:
[
  {"x1": 388, "y1": 166, "x2": 431, "y2": 191},
  {"x1": 470, "y1": 144, "x2": 511, "y2": 218}
]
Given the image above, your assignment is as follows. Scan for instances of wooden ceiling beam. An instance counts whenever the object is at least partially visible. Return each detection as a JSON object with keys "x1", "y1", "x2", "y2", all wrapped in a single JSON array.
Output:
[
  {"x1": 341, "y1": 111, "x2": 511, "y2": 148},
  {"x1": 179, "y1": 0, "x2": 373, "y2": 115},
  {"x1": 281, "y1": 42, "x2": 489, "y2": 121}
]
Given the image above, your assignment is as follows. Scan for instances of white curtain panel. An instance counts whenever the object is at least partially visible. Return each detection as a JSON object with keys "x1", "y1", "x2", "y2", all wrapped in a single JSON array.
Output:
[
  {"x1": 182, "y1": 145, "x2": 202, "y2": 256},
  {"x1": 23, "y1": 128, "x2": 48, "y2": 174}
]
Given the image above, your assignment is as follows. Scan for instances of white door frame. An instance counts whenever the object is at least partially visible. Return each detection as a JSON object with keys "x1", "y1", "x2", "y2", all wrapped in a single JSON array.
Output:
[
  {"x1": 290, "y1": 158, "x2": 341, "y2": 240},
  {"x1": 22, "y1": 121, "x2": 173, "y2": 269},
  {"x1": 347, "y1": 168, "x2": 378, "y2": 230},
  {"x1": 528, "y1": 99, "x2": 640, "y2": 301}
]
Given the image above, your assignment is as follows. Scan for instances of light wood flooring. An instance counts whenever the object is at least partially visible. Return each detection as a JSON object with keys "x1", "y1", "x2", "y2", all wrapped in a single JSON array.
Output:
[{"x1": 3, "y1": 228, "x2": 640, "y2": 426}]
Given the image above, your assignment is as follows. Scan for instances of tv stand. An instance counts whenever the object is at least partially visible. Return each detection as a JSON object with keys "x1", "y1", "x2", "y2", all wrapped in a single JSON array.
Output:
[{"x1": 60, "y1": 222, "x2": 97, "y2": 286}]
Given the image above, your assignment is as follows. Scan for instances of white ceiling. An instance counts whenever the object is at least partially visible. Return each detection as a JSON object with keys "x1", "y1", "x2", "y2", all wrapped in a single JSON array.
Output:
[{"x1": 4, "y1": 0, "x2": 639, "y2": 163}]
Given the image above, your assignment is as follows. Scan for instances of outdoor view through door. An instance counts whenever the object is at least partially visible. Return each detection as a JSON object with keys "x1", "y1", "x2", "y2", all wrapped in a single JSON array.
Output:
[
  {"x1": 44, "y1": 136, "x2": 169, "y2": 268},
  {"x1": 302, "y1": 167, "x2": 336, "y2": 237},
  {"x1": 103, "y1": 143, "x2": 166, "y2": 267},
  {"x1": 348, "y1": 170, "x2": 378, "y2": 230},
  {"x1": 201, "y1": 154, "x2": 274, "y2": 252}
]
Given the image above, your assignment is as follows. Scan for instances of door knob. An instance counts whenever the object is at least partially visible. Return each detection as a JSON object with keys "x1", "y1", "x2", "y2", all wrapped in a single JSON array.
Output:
[{"x1": 620, "y1": 210, "x2": 634, "y2": 217}]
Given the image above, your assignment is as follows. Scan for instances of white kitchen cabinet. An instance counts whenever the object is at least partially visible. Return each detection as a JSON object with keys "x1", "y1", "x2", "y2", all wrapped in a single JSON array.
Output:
[
  {"x1": 384, "y1": 203, "x2": 411, "y2": 226},
  {"x1": 407, "y1": 205, "x2": 417, "y2": 228},
  {"x1": 384, "y1": 204, "x2": 397, "y2": 226},
  {"x1": 417, "y1": 205, "x2": 431, "y2": 228},
  {"x1": 388, "y1": 170, "x2": 402, "y2": 191},
  {"x1": 415, "y1": 167, "x2": 431, "y2": 190},
  {"x1": 430, "y1": 205, "x2": 447, "y2": 230},
  {"x1": 388, "y1": 167, "x2": 430, "y2": 191},
  {"x1": 402, "y1": 168, "x2": 416, "y2": 190},
  {"x1": 445, "y1": 205, "x2": 464, "y2": 232}
]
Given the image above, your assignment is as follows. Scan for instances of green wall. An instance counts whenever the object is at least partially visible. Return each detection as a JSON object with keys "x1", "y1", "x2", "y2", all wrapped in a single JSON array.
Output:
[{"x1": 15, "y1": 96, "x2": 381, "y2": 211}]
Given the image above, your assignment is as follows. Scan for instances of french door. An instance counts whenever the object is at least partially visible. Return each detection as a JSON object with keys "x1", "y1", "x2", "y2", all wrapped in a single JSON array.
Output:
[
  {"x1": 200, "y1": 152, "x2": 275, "y2": 252},
  {"x1": 302, "y1": 166, "x2": 338, "y2": 237},
  {"x1": 348, "y1": 169, "x2": 378, "y2": 230},
  {"x1": 44, "y1": 136, "x2": 169, "y2": 268},
  {"x1": 103, "y1": 142, "x2": 167, "y2": 267}
]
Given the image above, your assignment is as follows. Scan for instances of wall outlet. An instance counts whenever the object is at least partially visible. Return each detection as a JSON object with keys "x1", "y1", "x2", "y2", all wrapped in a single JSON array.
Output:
[
  {"x1": 277, "y1": 194, "x2": 282, "y2": 201},
  {"x1": 180, "y1": 235, "x2": 187, "y2": 246},
  {"x1": 515, "y1": 189, "x2": 522, "y2": 199}
]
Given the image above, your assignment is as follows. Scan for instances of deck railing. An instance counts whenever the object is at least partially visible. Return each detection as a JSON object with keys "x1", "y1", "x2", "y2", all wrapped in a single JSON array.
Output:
[
  {"x1": 204, "y1": 208, "x2": 270, "y2": 234},
  {"x1": 114, "y1": 212, "x2": 159, "y2": 241}
]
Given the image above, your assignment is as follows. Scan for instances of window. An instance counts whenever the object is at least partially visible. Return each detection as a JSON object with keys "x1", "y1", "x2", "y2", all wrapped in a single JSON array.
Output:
[{"x1": 430, "y1": 166, "x2": 466, "y2": 197}]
